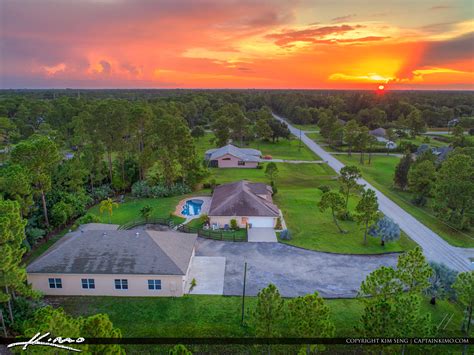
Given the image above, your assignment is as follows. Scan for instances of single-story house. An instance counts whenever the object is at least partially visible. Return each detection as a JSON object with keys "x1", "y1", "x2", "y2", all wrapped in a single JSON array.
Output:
[
  {"x1": 205, "y1": 144, "x2": 261, "y2": 168},
  {"x1": 414, "y1": 144, "x2": 453, "y2": 162},
  {"x1": 369, "y1": 127, "x2": 387, "y2": 138},
  {"x1": 337, "y1": 119, "x2": 347, "y2": 126},
  {"x1": 208, "y1": 180, "x2": 279, "y2": 228},
  {"x1": 26, "y1": 229, "x2": 197, "y2": 297}
]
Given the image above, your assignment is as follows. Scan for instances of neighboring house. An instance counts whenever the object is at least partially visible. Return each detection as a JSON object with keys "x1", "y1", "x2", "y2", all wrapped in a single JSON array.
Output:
[
  {"x1": 414, "y1": 144, "x2": 453, "y2": 162},
  {"x1": 369, "y1": 127, "x2": 387, "y2": 138},
  {"x1": 26, "y1": 229, "x2": 197, "y2": 297},
  {"x1": 205, "y1": 144, "x2": 261, "y2": 168},
  {"x1": 208, "y1": 180, "x2": 279, "y2": 228},
  {"x1": 448, "y1": 118, "x2": 460, "y2": 127},
  {"x1": 337, "y1": 119, "x2": 347, "y2": 126}
]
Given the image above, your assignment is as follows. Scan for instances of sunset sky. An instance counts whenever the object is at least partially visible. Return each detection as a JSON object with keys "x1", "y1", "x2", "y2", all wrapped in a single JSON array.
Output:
[{"x1": 1, "y1": 0, "x2": 473, "y2": 89}]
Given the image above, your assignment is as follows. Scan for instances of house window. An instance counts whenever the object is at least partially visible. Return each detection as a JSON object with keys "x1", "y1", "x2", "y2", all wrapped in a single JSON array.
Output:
[
  {"x1": 222, "y1": 157, "x2": 231, "y2": 161},
  {"x1": 114, "y1": 279, "x2": 128, "y2": 290},
  {"x1": 238, "y1": 161, "x2": 245, "y2": 166},
  {"x1": 81, "y1": 278, "x2": 95, "y2": 289},
  {"x1": 148, "y1": 280, "x2": 162, "y2": 290},
  {"x1": 48, "y1": 278, "x2": 62, "y2": 289}
]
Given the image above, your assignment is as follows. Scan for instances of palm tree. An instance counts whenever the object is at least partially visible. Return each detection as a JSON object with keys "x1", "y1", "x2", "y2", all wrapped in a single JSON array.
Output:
[{"x1": 99, "y1": 198, "x2": 119, "y2": 224}]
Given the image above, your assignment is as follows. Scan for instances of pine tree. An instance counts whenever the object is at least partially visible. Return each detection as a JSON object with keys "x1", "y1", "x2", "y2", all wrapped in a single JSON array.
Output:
[
  {"x1": 0, "y1": 200, "x2": 34, "y2": 324},
  {"x1": 253, "y1": 284, "x2": 284, "y2": 337},
  {"x1": 393, "y1": 153, "x2": 412, "y2": 190}
]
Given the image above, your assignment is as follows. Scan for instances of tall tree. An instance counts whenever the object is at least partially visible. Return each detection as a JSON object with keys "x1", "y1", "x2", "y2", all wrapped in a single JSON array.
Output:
[
  {"x1": 10, "y1": 135, "x2": 61, "y2": 227},
  {"x1": 355, "y1": 189, "x2": 380, "y2": 244},
  {"x1": 343, "y1": 120, "x2": 360, "y2": 156},
  {"x1": 393, "y1": 153, "x2": 412, "y2": 190},
  {"x1": 0, "y1": 164, "x2": 33, "y2": 217},
  {"x1": 287, "y1": 292, "x2": 335, "y2": 353},
  {"x1": 93, "y1": 99, "x2": 130, "y2": 183},
  {"x1": 253, "y1": 284, "x2": 284, "y2": 337},
  {"x1": 265, "y1": 162, "x2": 279, "y2": 184},
  {"x1": 81, "y1": 313, "x2": 125, "y2": 354},
  {"x1": 433, "y1": 154, "x2": 474, "y2": 230},
  {"x1": 338, "y1": 165, "x2": 361, "y2": 211},
  {"x1": 453, "y1": 271, "x2": 474, "y2": 336},
  {"x1": 212, "y1": 115, "x2": 232, "y2": 147},
  {"x1": 406, "y1": 108, "x2": 426, "y2": 137},
  {"x1": 358, "y1": 250, "x2": 434, "y2": 346},
  {"x1": 318, "y1": 191, "x2": 346, "y2": 233},
  {"x1": 0, "y1": 200, "x2": 32, "y2": 323},
  {"x1": 354, "y1": 126, "x2": 370, "y2": 164},
  {"x1": 255, "y1": 118, "x2": 273, "y2": 141},
  {"x1": 408, "y1": 160, "x2": 436, "y2": 206}
]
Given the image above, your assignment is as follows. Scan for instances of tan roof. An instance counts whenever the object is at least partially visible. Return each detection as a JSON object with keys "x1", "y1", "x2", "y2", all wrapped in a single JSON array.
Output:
[{"x1": 209, "y1": 180, "x2": 279, "y2": 217}]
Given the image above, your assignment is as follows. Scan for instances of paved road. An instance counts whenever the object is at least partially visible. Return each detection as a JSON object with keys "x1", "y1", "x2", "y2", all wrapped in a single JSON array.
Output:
[
  {"x1": 195, "y1": 239, "x2": 398, "y2": 298},
  {"x1": 329, "y1": 152, "x2": 403, "y2": 158},
  {"x1": 273, "y1": 113, "x2": 473, "y2": 272}
]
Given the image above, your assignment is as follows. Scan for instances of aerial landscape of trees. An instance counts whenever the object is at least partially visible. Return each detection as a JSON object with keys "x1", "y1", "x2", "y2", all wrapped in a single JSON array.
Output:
[{"x1": 0, "y1": 89, "x2": 473, "y2": 352}]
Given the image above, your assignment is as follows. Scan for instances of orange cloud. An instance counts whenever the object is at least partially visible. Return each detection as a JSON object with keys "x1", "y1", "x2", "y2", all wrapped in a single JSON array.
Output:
[{"x1": 1, "y1": 0, "x2": 473, "y2": 89}]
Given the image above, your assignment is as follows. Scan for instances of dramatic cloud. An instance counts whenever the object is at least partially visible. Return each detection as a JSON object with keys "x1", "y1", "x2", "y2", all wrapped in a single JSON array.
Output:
[
  {"x1": 331, "y1": 14, "x2": 357, "y2": 23},
  {"x1": 0, "y1": 0, "x2": 472, "y2": 89}
]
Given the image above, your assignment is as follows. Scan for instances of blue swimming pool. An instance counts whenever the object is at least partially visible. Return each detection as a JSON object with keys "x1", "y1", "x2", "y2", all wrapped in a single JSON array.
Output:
[{"x1": 181, "y1": 199, "x2": 204, "y2": 216}]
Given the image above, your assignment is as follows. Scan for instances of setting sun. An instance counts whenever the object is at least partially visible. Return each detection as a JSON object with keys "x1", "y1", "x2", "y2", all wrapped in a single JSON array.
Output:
[{"x1": 378, "y1": 85, "x2": 385, "y2": 90}]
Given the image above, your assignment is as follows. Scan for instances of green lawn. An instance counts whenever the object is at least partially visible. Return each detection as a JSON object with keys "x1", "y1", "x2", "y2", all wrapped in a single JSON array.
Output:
[
  {"x1": 88, "y1": 196, "x2": 187, "y2": 226},
  {"x1": 54, "y1": 295, "x2": 468, "y2": 339},
  {"x1": 291, "y1": 123, "x2": 319, "y2": 131},
  {"x1": 194, "y1": 132, "x2": 320, "y2": 161},
  {"x1": 335, "y1": 155, "x2": 474, "y2": 247},
  {"x1": 207, "y1": 163, "x2": 416, "y2": 254}
]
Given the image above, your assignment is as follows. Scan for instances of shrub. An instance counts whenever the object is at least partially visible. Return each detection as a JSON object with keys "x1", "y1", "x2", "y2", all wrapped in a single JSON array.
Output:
[
  {"x1": 279, "y1": 229, "x2": 291, "y2": 240},
  {"x1": 51, "y1": 201, "x2": 74, "y2": 227},
  {"x1": 337, "y1": 210, "x2": 353, "y2": 221},
  {"x1": 318, "y1": 185, "x2": 331, "y2": 193},
  {"x1": 256, "y1": 164, "x2": 263, "y2": 169},
  {"x1": 230, "y1": 218, "x2": 239, "y2": 230},
  {"x1": 189, "y1": 278, "x2": 197, "y2": 293},
  {"x1": 131, "y1": 181, "x2": 191, "y2": 198},
  {"x1": 91, "y1": 184, "x2": 114, "y2": 201},
  {"x1": 25, "y1": 227, "x2": 46, "y2": 246},
  {"x1": 275, "y1": 217, "x2": 282, "y2": 229},
  {"x1": 72, "y1": 213, "x2": 101, "y2": 230}
]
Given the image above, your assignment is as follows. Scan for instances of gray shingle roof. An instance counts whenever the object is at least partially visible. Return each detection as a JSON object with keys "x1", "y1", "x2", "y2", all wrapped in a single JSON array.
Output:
[
  {"x1": 209, "y1": 180, "x2": 279, "y2": 217},
  {"x1": 369, "y1": 128, "x2": 386, "y2": 137},
  {"x1": 27, "y1": 230, "x2": 197, "y2": 275},
  {"x1": 205, "y1": 144, "x2": 261, "y2": 162}
]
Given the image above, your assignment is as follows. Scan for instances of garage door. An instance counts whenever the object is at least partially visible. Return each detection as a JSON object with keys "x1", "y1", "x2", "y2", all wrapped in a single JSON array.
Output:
[{"x1": 248, "y1": 217, "x2": 274, "y2": 228}]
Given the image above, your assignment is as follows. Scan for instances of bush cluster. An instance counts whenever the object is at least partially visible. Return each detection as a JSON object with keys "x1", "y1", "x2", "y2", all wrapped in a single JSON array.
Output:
[{"x1": 131, "y1": 181, "x2": 191, "y2": 198}]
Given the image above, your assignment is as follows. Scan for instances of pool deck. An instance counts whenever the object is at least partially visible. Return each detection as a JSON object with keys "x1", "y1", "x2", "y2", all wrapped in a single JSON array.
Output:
[{"x1": 175, "y1": 196, "x2": 212, "y2": 219}]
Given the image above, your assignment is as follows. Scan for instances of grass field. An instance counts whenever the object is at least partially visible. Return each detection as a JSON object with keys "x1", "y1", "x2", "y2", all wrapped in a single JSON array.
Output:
[
  {"x1": 88, "y1": 196, "x2": 187, "y2": 226},
  {"x1": 54, "y1": 295, "x2": 468, "y2": 339},
  {"x1": 206, "y1": 162, "x2": 416, "y2": 254},
  {"x1": 335, "y1": 155, "x2": 474, "y2": 247},
  {"x1": 290, "y1": 123, "x2": 319, "y2": 131},
  {"x1": 194, "y1": 132, "x2": 320, "y2": 161}
]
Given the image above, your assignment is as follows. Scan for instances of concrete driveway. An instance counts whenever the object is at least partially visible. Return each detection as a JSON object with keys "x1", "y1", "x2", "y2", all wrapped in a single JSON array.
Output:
[
  {"x1": 248, "y1": 228, "x2": 277, "y2": 242},
  {"x1": 273, "y1": 113, "x2": 472, "y2": 272},
  {"x1": 186, "y1": 256, "x2": 226, "y2": 295},
  {"x1": 195, "y1": 239, "x2": 398, "y2": 298}
]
